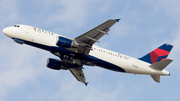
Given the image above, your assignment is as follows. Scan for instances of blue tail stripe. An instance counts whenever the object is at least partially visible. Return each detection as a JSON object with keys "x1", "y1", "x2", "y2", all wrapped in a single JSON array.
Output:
[
  {"x1": 158, "y1": 44, "x2": 173, "y2": 52},
  {"x1": 139, "y1": 54, "x2": 152, "y2": 64},
  {"x1": 157, "y1": 55, "x2": 168, "y2": 62}
]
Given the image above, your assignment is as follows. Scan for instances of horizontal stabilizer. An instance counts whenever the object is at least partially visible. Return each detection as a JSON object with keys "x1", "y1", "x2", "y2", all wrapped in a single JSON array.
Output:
[
  {"x1": 151, "y1": 75, "x2": 160, "y2": 83},
  {"x1": 149, "y1": 59, "x2": 173, "y2": 71}
]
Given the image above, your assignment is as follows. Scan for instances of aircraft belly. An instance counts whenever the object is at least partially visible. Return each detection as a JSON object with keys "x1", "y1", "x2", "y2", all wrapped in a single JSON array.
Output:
[
  {"x1": 95, "y1": 59, "x2": 126, "y2": 72},
  {"x1": 88, "y1": 53, "x2": 126, "y2": 72}
]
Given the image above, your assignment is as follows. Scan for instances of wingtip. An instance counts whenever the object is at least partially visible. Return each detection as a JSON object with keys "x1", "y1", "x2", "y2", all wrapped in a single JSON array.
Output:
[
  {"x1": 85, "y1": 82, "x2": 89, "y2": 86},
  {"x1": 115, "y1": 18, "x2": 121, "y2": 22}
]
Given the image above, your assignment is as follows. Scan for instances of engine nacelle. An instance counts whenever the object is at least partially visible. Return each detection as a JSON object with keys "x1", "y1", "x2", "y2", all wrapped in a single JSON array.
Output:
[
  {"x1": 56, "y1": 36, "x2": 91, "y2": 49},
  {"x1": 46, "y1": 58, "x2": 63, "y2": 70},
  {"x1": 56, "y1": 36, "x2": 76, "y2": 48},
  {"x1": 13, "y1": 38, "x2": 24, "y2": 44}
]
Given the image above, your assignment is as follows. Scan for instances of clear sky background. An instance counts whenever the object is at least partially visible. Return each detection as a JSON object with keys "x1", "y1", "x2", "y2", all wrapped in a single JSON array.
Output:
[{"x1": 0, "y1": 0, "x2": 180, "y2": 101}]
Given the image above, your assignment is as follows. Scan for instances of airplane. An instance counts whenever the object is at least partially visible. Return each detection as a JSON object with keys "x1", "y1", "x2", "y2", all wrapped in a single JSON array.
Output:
[{"x1": 3, "y1": 19, "x2": 173, "y2": 85}]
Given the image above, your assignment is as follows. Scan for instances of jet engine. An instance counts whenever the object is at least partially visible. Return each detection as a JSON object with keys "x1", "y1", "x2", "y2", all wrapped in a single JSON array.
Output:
[
  {"x1": 56, "y1": 36, "x2": 78, "y2": 48},
  {"x1": 46, "y1": 58, "x2": 64, "y2": 70}
]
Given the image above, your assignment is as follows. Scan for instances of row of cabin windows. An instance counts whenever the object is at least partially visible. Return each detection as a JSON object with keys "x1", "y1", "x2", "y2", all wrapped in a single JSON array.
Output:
[{"x1": 93, "y1": 47, "x2": 129, "y2": 60}]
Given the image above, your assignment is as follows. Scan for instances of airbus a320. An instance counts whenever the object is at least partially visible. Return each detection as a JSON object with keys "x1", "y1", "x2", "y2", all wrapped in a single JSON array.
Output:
[{"x1": 3, "y1": 19, "x2": 173, "y2": 85}]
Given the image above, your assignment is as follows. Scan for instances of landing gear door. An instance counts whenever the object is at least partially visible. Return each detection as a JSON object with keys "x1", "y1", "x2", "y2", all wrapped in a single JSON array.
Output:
[{"x1": 133, "y1": 59, "x2": 139, "y2": 68}]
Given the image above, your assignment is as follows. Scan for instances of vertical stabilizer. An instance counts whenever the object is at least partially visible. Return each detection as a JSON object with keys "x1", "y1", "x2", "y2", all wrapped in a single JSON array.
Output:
[{"x1": 139, "y1": 44, "x2": 173, "y2": 64}]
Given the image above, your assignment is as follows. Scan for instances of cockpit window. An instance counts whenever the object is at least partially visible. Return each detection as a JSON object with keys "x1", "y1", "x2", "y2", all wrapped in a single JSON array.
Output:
[{"x1": 14, "y1": 25, "x2": 20, "y2": 27}]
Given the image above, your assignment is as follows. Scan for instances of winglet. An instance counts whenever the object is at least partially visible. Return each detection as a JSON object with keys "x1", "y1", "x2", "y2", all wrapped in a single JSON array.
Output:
[
  {"x1": 115, "y1": 18, "x2": 121, "y2": 22},
  {"x1": 85, "y1": 82, "x2": 89, "y2": 86}
]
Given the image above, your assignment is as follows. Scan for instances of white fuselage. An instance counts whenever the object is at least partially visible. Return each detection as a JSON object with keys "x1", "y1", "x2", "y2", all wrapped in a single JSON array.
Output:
[{"x1": 3, "y1": 25, "x2": 170, "y2": 76}]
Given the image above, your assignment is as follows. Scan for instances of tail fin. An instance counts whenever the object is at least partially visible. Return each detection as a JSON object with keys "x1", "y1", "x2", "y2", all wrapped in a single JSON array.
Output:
[{"x1": 139, "y1": 44, "x2": 173, "y2": 64}]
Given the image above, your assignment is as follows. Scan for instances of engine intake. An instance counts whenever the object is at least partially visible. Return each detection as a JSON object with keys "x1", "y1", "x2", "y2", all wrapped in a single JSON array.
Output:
[{"x1": 46, "y1": 58, "x2": 63, "y2": 70}]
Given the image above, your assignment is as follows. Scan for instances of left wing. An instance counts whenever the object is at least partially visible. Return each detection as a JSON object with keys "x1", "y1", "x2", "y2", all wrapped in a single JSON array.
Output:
[
  {"x1": 74, "y1": 19, "x2": 120, "y2": 55},
  {"x1": 69, "y1": 67, "x2": 88, "y2": 86},
  {"x1": 60, "y1": 58, "x2": 88, "y2": 85}
]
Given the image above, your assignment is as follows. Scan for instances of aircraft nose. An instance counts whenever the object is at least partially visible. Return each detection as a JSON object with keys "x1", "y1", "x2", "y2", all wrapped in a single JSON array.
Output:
[
  {"x1": 3, "y1": 27, "x2": 10, "y2": 36},
  {"x1": 2, "y1": 27, "x2": 15, "y2": 38}
]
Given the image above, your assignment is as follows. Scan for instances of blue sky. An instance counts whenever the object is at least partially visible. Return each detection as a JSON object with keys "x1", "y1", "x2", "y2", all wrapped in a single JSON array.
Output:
[{"x1": 0, "y1": 0, "x2": 180, "y2": 101}]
